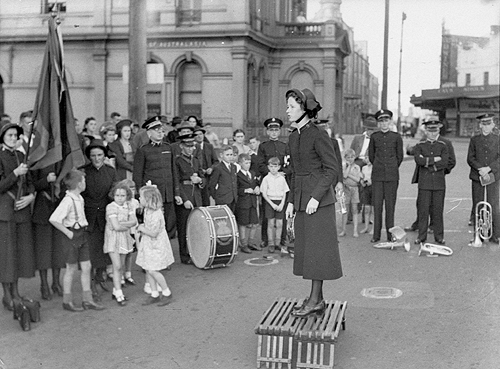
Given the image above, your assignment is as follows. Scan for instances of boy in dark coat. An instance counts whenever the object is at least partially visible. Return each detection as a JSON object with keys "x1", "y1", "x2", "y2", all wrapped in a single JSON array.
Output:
[
  {"x1": 235, "y1": 153, "x2": 260, "y2": 253},
  {"x1": 208, "y1": 145, "x2": 238, "y2": 212}
]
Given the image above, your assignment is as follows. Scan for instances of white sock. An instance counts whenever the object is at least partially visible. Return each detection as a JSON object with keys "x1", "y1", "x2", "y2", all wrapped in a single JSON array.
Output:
[
  {"x1": 151, "y1": 291, "x2": 159, "y2": 298},
  {"x1": 125, "y1": 271, "x2": 132, "y2": 278},
  {"x1": 162, "y1": 287, "x2": 172, "y2": 297}
]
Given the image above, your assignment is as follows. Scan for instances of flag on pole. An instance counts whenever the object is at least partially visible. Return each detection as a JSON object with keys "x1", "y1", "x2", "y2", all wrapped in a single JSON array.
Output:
[
  {"x1": 402, "y1": 12, "x2": 407, "y2": 21},
  {"x1": 28, "y1": 15, "x2": 85, "y2": 194}
]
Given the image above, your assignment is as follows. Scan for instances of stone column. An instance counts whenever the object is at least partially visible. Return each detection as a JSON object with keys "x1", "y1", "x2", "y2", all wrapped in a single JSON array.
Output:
[
  {"x1": 231, "y1": 45, "x2": 248, "y2": 131},
  {"x1": 93, "y1": 46, "x2": 107, "y2": 126}
]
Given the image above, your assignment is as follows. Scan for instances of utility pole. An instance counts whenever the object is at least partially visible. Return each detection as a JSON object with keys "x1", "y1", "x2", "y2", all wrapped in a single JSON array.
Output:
[
  {"x1": 129, "y1": 0, "x2": 147, "y2": 124},
  {"x1": 381, "y1": 0, "x2": 389, "y2": 109},
  {"x1": 397, "y1": 12, "x2": 406, "y2": 133}
]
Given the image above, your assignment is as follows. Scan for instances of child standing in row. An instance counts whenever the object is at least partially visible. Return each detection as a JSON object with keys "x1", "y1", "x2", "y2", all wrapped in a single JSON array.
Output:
[
  {"x1": 120, "y1": 179, "x2": 140, "y2": 286},
  {"x1": 360, "y1": 157, "x2": 373, "y2": 234},
  {"x1": 235, "y1": 153, "x2": 260, "y2": 253},
  {"x1": 340, "y1": 149, "x2": 362, "y2": 237},
  {"x1": 49, "y1": 170, "x2": 105, "y2": 312},
  {"x1": 103, "y1": 181, "x2": 137, "y2": 306},
  {"x1": 260, "y1": 157, "x2": 289, "y2": 255},
  {"x1": 135, "y1": 184, "x2": 174, "y2": 306}
]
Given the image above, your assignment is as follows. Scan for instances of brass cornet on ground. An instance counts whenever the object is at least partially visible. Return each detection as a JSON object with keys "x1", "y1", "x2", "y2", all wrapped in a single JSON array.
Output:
[
  {"x1": 418, "y1": 242, "x2": 453, "y2": 256},
  {"x1": 469, "y1": 183, "x2": 492, "y2": 247},
  {"x1": 373, "y1": 226, "x2": 411, "y2": 252}
]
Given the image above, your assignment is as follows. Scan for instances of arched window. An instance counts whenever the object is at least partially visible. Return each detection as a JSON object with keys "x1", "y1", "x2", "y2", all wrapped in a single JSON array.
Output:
[
  {"x1": 290, "y1": 70, "x2": 314, "y2": 91},
  {"x1": 179, "y1": 61, "x2": 202, "y2": 119}
]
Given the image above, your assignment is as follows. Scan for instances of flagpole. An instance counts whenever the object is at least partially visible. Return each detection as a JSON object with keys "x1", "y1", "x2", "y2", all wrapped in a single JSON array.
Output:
[{"x1": 397, "y1": 12, "x2": 406, "y2": 133}]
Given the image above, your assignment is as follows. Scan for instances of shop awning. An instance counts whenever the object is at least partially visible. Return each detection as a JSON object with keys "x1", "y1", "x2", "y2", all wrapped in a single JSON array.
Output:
[{"x1": 411, "y1": 84, "x2": 500, "y2": 107}]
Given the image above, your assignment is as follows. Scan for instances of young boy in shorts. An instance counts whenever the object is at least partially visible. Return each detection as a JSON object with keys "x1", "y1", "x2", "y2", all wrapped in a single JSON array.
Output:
[
  {"x1": 235, "y1": 153, "x2": 260, "y2": 254},
  {"x1": 340, "y1": 149, "x2": 362, "y2": 237},
  {"x1": 49, "y1": 169, "x2": 105, "y2": 312},
  {"x1": 260, "y1": 157, "x2": 289, "y2": 256}
]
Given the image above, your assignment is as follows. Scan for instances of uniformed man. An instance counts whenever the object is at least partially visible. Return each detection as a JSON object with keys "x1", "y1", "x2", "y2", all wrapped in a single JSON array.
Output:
[
  {"x1": 193, "y1": 125, "x2": 218, "y2": 206},
  {"x1": 174, "y1": 133, "x2": 205, "y2": 264},
  {"x1": 467, "y1": 113, "x2": 500, "y2": 245},
  {"x1": 133, "y1": 116, "x2": 178, "y2": 239},
  {"x1": 405, "y1": 121, "x2": 456, "y2": 233},
  {"x1": 257, "y1": 117, "x2": 290, "y2": 249},
  {"x1": 413, "y1": 121, "x2": 449, "y2": 245},
  {"x1": 368, "y1": 109, "x2": 403, "y2": 242}
]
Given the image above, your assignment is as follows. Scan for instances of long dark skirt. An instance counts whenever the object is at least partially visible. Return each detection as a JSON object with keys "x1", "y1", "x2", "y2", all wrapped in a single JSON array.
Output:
[
  {"x1": 293, "y1": 204, "x2": 343, "y2": 280},
  {"x1": 86, "y1": 229, "x2": 110, "y2": 269},
  {"x1": 0, "y1": 221, "x2": 36, "y2": 282},
  {"x1": 34, "y1": 223, "x2": 66, "y2": 270}
]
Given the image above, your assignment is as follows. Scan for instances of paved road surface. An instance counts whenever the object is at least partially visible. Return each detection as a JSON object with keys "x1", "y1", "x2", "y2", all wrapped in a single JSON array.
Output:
[{"x1": 1, "y1": 138, "x2": 499, "y2": 369}]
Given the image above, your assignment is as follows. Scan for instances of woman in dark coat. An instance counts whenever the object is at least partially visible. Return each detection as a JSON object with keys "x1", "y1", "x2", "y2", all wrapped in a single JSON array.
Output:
[
  {"x1": 108, "y1": 119, "x2": 137, "y2": 181},
  {"x1": 32, "y1": 164, "x2": 66, "y2": 299},
  {"x1": 81, "y1": 139, "x2": 118, "y2": 299},
  {"x1": 284, "y1": 88, "x2": 342, "y2": 317},
  {"x1": 0, "y1": 123, "x2": 36, "y2": 310}
]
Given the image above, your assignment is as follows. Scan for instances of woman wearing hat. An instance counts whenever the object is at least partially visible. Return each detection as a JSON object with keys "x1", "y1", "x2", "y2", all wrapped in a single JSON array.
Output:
[
  {"x1": 284, "y1": 88, "x2": 342, "y2": 317},
  {"x1": 81, "y1": 139, "x2": 118, "y2": 299},
  {"x1": 0, "y1": 123, "x2": 37, "y2": 310},
  {"x1": 108, "y1": 119, "x2": 137, "y2": 181}
]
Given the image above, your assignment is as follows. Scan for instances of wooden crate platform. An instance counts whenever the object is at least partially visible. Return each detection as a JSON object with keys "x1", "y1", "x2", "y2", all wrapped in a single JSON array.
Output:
[{"x1": 255, "y1": 298, "x2": 347, "y2": 369}]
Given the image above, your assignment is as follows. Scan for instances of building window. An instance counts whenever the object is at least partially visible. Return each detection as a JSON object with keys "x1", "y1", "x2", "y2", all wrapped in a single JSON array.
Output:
[
  {"x1": 41, "y1": 1, "x2": 66, "y2": 14},
  {"x1": 176, "y1": 0, "x2": 201, "y2": 25},
  {"x1": 465, "y1": 73, "x2": 471, "y2": 86},
  {"x1": 484, "y1": 72, "x2": 489, "y2": 86},
  {"x1": 179, "y1": 61, "x2": 202, "y2": 119}
]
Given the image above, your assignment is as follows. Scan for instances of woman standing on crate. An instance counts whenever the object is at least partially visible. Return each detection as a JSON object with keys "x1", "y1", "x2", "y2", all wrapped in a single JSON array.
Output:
[{"x1": 284, "y1": 88, "x2": 342, "y2": 317}]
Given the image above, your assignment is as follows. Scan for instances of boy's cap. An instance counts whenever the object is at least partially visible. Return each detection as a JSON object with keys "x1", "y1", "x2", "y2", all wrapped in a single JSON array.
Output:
[
  {"x1": 422, "y1": 120, "x2": 442, "y2": 132},
  {"x1": 374, "y1": 109, "x2": 393, "y2": 120},
  {"x1": 264, "y1": 117, "x2": 283, "y2": 128},
  {"x1": 193, "y1": 126, "x2": 206, "y2": 134},
  {"x1": 177, "y1": 133, "x2": 196, "y2": 146},
  {"x1": 142, "y1": 116, "x2": 163, "y2": 130}
]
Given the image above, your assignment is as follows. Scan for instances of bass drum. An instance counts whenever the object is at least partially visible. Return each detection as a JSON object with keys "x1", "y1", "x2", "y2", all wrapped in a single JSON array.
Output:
[{"x1": 186, "y1": 205, "x2": 239, "y2": 269}]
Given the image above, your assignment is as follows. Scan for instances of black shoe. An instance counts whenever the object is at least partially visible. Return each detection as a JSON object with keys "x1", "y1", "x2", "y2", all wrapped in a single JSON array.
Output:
[
  {"x1": 181, "y1": 258, "x2": 193, "y2": 265},
  {"x1": 292, "y1": 297, "x2": 309, "y2": 311},
  {"x1": 370, "y1": 238, "x2": 380, "y2": 243},
  {"x1": 434, "y1": 239, "x2": 446, "y2": 245},
  {"x1": 51, "y1": 284, "x2": 63, "y2": 297},
  {"x1": 157, "y1": 295, "x2": 173, "y2": 307},
  {"x1": 124, "y1": 277, "x2": 136, "y2": 286},
  {"x1": 414, "y1": 239, "x2": 425, "y2": 244},
  {"x1": 2, "y1": 297, "x2": 14, "y2": 311},
  {"x1": 142, "y1": 295, "x2": 161, "y2": 305},
  {"x1": 239, "y1": 245, "x2": 252, "y2": 254},
  {"x1": 63, "y1": 302, "x2": 84, "y2": 312},
  {"x1": 248, "y1": 243, "x2": 262, "y2": 251},
  {"x1": 82, "y1": 300, "x2": 106, "y2": 310},
  {"x1": 404, "y1": 226, "x2": 417, "y2": 232},
  {"x1": 291, "y1": 300, "x2": 326, "y2": 318},
  {"x1": 41, "y1": 285, "x2": 52, "y2": 301}
]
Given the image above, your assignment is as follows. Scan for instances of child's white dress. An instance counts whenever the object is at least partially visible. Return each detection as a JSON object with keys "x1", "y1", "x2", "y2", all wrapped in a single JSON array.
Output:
[
  {"x1": 103, "y1": 201, "x2": 135, "y2": 254},
  {"x1": 135, "y1": 208, "x2": 175, "y2": 271}
]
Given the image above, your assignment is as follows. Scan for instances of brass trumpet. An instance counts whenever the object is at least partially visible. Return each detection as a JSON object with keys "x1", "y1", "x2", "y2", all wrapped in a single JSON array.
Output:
[{"x1": 469, "y1": 185, "x2": 492, "y2": 247}]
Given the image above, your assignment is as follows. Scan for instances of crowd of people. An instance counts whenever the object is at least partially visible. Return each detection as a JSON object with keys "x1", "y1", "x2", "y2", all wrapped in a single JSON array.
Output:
[{"x1": 0, "y1": 98, "x2": 498, "y2": 319}]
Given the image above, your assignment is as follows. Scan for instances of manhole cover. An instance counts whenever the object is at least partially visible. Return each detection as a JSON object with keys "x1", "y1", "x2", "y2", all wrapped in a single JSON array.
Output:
[
  {"x1": 361, "y1": 287, "x2": 403, "y2": 299},
  {"x1": 244, "y1": 257, "x2": 279, "y2": 266}
]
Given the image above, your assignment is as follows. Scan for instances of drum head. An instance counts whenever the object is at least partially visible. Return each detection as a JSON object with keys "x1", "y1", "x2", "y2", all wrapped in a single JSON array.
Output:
[{"x1": 187, "y1": 208, "x2": 212, "y2": 268}]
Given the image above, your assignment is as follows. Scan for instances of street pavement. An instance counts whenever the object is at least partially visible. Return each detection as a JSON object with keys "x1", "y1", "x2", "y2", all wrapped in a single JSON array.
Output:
[{"x1": 1, "y1": 137, "x2": 499, "y2": 369}]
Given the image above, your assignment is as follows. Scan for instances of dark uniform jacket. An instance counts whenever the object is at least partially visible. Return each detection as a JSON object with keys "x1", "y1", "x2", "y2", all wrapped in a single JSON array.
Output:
[
  {"x1": 208, "y1": 161, "x2": 238, "y2": 205},
  {"x1": 288, "y1": 123, "x2": 338, "y2": 211},
  {"x1": 133, "y1": 141, "x2": 177, "y2": 204},
  {"x1": 108, "y1": 139, "x2": 137, "y2": 181},
  {"x1": 467, "y1": 132, "x2": 500, "y2": 182},
  {"x1": 236, "y1": 169, "x2": 259, "y2": 210},
  {"x1": 174, "y1": 154, "x2": 205, "y2": 207},
  {"x1": 32, "y1": 165, "x2": 59, "y2": 225},
  {"x1": 413, "y1": 139, "x2": 449, "y2": 190},
  {"x1": 0, "y1": 147, "x2": 34, "y2": 222},
  {"x1": 368, "y1": 130, "x2": 403, "y2": 182},
  {"x1": 81, "y1": 163, "x2": 117, "y2": 232},
  {"x1": 257, "y1": 139, "x2": 291, "y2": 177},
  {"x1": 194, "y1": 141, "x2": 218, "y2": 172},
  {"x1": 411, "y1": 135, "x2": 456, "y2": 184}
]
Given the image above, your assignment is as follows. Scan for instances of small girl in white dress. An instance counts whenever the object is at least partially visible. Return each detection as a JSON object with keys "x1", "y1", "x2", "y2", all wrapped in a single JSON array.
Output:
[
  {"x1": 135, "y1": 184, "x2": 175, "y2": 306},
  {"x1": 104, "y1": 182, "x2": 137, "y2": 306}
]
